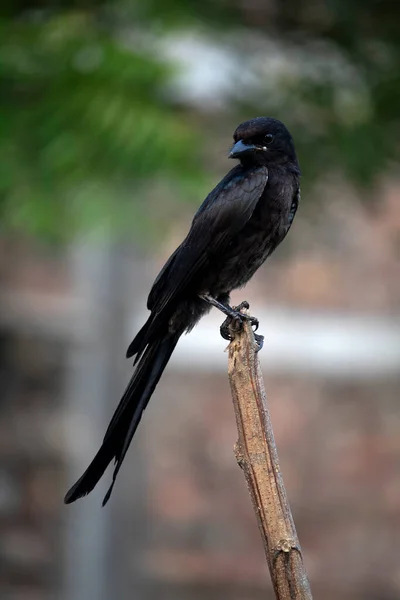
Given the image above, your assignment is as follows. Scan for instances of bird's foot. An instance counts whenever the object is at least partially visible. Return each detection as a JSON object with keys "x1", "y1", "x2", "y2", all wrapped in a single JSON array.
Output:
[
  {"x1": 254, "y1": 333, "x2": 264, "y2": 352},
  {"x1": 220, "y1": 301, "x2": 261, "y2": 344},
  {"x1": 200, "y1": 294, "x2": 257, "y2": 327},
  {"x1": 232, "y1": 301, "x2": 259, "y2": 332},
  {"x1": 199, "y1": 293, "x2": 261, "y2": 346},
  {"x1": 220, "y1": 315, "x2": 242, "y2": 341}
]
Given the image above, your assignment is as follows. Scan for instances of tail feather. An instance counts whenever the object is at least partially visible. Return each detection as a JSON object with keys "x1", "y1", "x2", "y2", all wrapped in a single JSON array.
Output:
[
  {"x1": 126, "y1": 315, "x2": 152, "y2": 360},
  {"x1": 64, "y1": 331, "x2": 181, "y2": 505},
  {"x1": 126, "y1": 308, "x2": 174, "y2": 362}
]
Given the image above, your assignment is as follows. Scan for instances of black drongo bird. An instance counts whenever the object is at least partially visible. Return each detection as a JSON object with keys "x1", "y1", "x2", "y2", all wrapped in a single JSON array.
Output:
[{"x1": 64, "y1": 116, "x2": 300, "y2": 505}]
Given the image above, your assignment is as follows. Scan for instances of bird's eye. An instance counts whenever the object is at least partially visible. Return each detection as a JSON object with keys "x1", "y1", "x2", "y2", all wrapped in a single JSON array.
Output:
[{"x1": 264, "y1": 133, "x2": 274, "y2": 144}]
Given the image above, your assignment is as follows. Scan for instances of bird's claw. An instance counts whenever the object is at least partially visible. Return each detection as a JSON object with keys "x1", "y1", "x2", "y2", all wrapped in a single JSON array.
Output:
[
  {"x1": 233, "y1": 300, "x2": 249, "y2": 312},
  {"x1": 232, "y1": 303, "x2": 259, "y2": 332},
  {"x1": 220, "y1": 302, "x2": 261, "y2": 346},
  {"x1": 220, "y1": 319, "x2": 232, "y2": 341},
  {"x1": 249, "y1": 316, "x2": 259, "y2": 332},
  {"x1": 254, "y1": 333, "x2": 264, "y2": 352},
  {"x1": 220, "y1": 315, "x2": 243, "y2": 341}
]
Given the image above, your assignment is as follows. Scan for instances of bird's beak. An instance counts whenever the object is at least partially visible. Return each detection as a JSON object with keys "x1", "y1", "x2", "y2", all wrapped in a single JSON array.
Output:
[{"x1": 229, "y1": 139, "x2": 258, "y2": 159}]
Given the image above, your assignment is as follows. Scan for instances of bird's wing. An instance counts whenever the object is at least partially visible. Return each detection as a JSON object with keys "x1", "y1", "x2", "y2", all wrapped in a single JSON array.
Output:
[
  {"x1": 147, "y1": 165, "x2": 268, "y2": 313},
  {"x1": 286, "y1": 186, "x2": 300, "y2": 234}
]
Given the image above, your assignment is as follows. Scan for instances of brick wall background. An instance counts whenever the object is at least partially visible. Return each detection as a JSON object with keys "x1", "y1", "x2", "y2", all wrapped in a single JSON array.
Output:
[{"x1": 0, "y1": 183, "x2": 399, "y2": 600}]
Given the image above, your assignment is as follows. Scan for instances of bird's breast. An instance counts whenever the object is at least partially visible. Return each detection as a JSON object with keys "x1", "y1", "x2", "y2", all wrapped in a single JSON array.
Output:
[{"x1": 202, "y1": 170, "x2": 297, "y2": 296}]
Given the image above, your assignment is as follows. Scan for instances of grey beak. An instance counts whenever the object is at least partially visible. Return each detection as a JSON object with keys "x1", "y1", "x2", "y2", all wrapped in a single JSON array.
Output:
[{"x1": 229, "y1": 139, "x2": 258, "y2": 159}]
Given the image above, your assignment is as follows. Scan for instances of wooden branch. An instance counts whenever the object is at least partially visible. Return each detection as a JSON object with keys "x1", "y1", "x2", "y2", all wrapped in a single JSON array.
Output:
[{"x1": 226, "y1": 307, "x2": 313, "y2": 600}]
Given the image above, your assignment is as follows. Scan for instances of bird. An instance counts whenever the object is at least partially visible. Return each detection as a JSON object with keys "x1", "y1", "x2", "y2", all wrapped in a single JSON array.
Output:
[{"x1": 64, "y1": 116, "x2": 301, "y2": 506}]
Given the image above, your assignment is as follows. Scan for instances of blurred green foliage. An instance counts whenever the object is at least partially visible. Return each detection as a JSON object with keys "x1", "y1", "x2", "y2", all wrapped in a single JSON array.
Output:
[
  {"x1": 0, "y1": 9, "x2": 206, "y2": 240},
  {"x1": 1, "y1": 1, "x2": 399, "y2": 240}
]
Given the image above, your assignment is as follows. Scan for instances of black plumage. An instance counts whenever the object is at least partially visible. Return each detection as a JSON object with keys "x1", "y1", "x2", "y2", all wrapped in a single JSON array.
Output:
[{"x1": 64, "y1": 116, "x2": 301, "y2": 505}]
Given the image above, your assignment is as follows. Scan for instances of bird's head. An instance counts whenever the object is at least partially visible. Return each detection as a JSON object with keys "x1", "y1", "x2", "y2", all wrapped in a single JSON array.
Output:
[{"x1": 229, "y1": 117, "x2": 298, "y2": 168}]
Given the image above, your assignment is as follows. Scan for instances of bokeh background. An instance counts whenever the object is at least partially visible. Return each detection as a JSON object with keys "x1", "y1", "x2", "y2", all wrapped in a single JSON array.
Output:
[{"x1": 1, "y1": 2, "x2": 400, "y2": 599}]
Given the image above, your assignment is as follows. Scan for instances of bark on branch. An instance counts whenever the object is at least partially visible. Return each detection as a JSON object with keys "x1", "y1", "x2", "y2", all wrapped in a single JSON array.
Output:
[{"x1": 226, "y1": 307, "x2": 313, "y2": 600}]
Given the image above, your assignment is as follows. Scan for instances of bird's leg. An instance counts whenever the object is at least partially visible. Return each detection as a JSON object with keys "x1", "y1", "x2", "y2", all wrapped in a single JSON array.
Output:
[
  {"x1": 200, "y1": 293, "x2": 242, "y2": 320},
  {"x1": 199, "y1": 294, "x2": 260, "y2": 342}
]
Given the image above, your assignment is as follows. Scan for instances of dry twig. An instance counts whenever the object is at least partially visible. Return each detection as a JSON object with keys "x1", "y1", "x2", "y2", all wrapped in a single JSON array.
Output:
[{"x1": 226, "y1": 306, "x2": 313, "y2": 600}]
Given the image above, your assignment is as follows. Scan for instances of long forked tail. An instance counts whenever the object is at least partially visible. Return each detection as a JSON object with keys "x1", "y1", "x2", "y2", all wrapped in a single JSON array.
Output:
[{"x1": 64, "y1": 331, "x2": 181, "y2": 506}]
